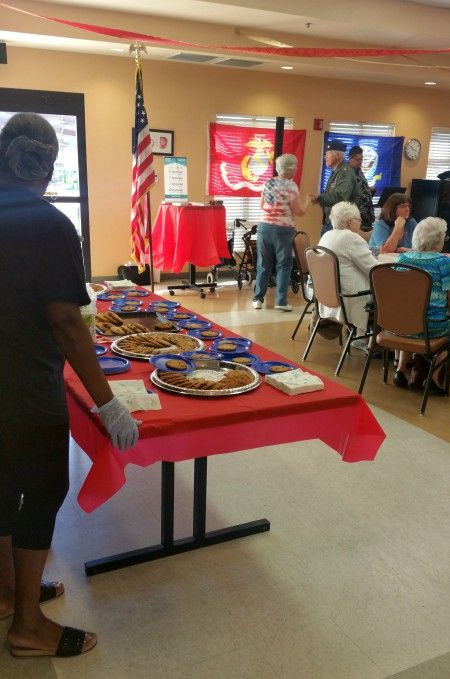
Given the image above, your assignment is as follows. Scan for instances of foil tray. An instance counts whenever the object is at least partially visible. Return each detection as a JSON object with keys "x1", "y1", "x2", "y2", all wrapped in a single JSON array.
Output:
[
  {"x1": 150, "y1": 361, "x2": 261, "y2": 397},
  {"x1": 111, "y1": 332, "x2": 204, "y2": 360}
]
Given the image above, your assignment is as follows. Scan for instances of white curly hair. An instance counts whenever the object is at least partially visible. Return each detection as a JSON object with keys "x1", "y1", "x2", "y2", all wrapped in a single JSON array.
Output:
[
  {"x1": 412, "y1": 217, "x2": 447, "y2": 251},
  {"x1": 329, "y1": 201, "x2": 361, "y2": 230}
]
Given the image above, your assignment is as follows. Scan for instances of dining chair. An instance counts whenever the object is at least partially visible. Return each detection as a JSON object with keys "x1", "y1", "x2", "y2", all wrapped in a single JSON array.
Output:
[
  {"x1": 302, "y1": 246, "x2": 371, "y2": 376},
  {"x1": 291, "y1": 231, "x2": 314, "y2": 340},
  {"x1": 358, "y1": 263, "x2": 449, "y2": 415}
]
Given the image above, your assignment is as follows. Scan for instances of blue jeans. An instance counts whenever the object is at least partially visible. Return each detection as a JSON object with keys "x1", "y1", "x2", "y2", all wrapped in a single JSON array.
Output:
[{"x1": 253, "y1": 222, "x2": 295, "y2": 306}]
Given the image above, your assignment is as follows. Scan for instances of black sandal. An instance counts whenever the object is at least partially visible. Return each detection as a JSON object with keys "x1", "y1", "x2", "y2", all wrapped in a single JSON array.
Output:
[
  {"x1": 10, "y1": 626, "x2": 97, "y2": 658},
  {"x1": 39, "y1": 580, "x2": 64, "y2": 603}
]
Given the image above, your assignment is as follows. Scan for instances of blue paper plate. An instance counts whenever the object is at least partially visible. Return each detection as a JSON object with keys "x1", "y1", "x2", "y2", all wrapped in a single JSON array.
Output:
[
  {"x1": 94, "y1": 344, "x2": 107, "y2": 356},
  {"x1": 253, "y1": 360, "x2": 296, "y2": 374},
  {"x1": 211, "y1": 337, "x2": 251, "y2": 354},
  {"x1": 149, "y1": 354, "x2": 195, "y2": 372},
  {"x1": 97, "y1": 292, "x2": 125, "y2": 301},
  {"x1": 183, "y1": 350, "x2": 224, "y2": 361},
  {"x1": 148, "y1": 300, "x2": 180, "y2": 309},
  {"x1": 166, "y1": 311, "x2": 196, "y2": 321},
  {"x1": 98, "y1": 356, "x2": 130, "y2": 375},
  {"x1": 177, "y1": 319, "x2": 213, "y2": 331},
  {"x1": 123, "y1": 289, "x2": 149, "y2": 298},
  {"x1": 187, "y1": 329, "x2": 223, "y2": 341}
]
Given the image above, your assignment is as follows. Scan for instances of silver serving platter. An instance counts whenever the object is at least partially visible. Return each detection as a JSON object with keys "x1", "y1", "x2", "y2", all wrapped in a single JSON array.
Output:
[
  {"x1": 151, "y1": 360, "x2": 261, "y2": 397},
  {"x1": 111, "y1": 332, "x2": 204, "y2": 360}
]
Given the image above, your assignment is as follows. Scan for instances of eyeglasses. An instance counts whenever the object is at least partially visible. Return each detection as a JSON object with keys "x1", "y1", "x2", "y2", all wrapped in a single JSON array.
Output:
[{"x1": 351, "y1": 217, "x2": 362, "y2": 223}]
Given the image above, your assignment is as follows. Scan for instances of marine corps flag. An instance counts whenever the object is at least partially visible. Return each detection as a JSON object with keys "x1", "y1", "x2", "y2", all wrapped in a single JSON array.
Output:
[{"x1": 208, "y1": 123, "x2": 306, "y2": 197}]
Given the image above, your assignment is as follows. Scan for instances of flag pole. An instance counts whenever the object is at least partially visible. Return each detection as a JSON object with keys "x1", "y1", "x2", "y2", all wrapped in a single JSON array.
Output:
[{"x1": 130, "y1": 42, "x2": 155, "y2": 292}]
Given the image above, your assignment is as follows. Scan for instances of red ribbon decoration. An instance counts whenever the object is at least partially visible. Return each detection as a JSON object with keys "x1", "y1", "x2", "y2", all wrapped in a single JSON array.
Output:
[{"x1": 2, "y1": 3, "x2": 450, "y2": 58}]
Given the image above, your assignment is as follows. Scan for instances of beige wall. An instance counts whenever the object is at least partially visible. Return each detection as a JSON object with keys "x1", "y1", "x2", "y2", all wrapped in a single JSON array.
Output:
[{"x1": 2, "y1": 45, "x2": 450, "y2": 276}]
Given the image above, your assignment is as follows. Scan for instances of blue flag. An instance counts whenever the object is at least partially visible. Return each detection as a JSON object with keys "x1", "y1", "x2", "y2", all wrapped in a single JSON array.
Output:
[{"x1": 320, "y1": 132, "x2": 404, "y2": 198}]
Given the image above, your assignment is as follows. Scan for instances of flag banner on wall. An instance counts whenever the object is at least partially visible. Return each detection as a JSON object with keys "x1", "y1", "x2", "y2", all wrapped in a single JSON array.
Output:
[
  {"x1": 208, "y1": 123, "x2": 306, "y2": 197},
  {"x1": 130, "y1": 63, "x2": 155, "y2": 273},
  {"x1": 320, "y1": 132, "x2": 404, "y2": 196}
]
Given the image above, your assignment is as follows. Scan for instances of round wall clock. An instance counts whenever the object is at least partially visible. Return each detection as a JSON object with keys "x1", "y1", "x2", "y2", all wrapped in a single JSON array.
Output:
[{"x1": 404, "y1": 138, "x2": 421, "y2": 160}]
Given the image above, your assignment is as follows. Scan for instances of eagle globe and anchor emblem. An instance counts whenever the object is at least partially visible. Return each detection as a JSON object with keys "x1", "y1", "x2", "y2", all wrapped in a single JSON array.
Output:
[{"x1": 220, "y1": 135, "x2": 274, "y2": 192}]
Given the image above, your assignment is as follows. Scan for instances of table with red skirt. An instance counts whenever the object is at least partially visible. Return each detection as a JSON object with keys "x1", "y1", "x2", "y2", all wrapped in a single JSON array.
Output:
[
  {"x1": 65, "y1": 291, "x2": 385, "y2": 575},
  {"x1": 151, "y1": 203, "x2": 229, "y2": 296}
]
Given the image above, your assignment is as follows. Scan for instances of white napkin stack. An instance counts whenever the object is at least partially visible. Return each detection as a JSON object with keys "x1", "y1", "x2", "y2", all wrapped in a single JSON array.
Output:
[
  {"x1": 108, "y1": 380, "x2": 161, "y2": 411},
  {"x1": 105, "y1": 279, "x2": 136, "y2": 290},
  {"x1": 265, "y1": 368, "x2": 324, "y2": 395}
]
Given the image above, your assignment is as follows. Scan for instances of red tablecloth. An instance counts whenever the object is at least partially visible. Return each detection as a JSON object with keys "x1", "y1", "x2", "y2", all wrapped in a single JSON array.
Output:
[
  {"x1": 66, "y1": 293, "x2": 385, "y2": 513},
  {"x1": 152, "y1": 204, "x2": 229, "y2": 272}
]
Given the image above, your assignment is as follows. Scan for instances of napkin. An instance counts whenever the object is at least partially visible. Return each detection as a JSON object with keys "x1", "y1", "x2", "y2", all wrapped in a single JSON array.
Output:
[
  {"x1": 265, "y1": 369, "x2": 324, "y2": 395},
  {"x1": 108, "y1": 380, "x2": 161, "y2": 411},
  {"x1": 105, "y1": 279, "x2": 136, "y2": 290}
]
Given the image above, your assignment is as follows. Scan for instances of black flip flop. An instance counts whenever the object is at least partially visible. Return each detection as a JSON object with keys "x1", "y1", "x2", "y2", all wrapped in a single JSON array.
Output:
[
  {"x1": 10, "y1": 626, "x2": 97, "y2": 658},
  {"x1": 39, "y1": 580, "x2": 64, "y2": 603}
]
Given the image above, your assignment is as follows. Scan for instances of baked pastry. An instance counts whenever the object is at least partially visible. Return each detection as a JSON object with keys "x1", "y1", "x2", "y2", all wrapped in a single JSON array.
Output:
[
  {"x1": 154, "y1": 321, "x2": 174, "y2": 331},
  {"x1": 217, "y1": 342, "x2": 237, "y2": 351},
  {"x1": 232, "y1": 356, "x2": 252, "y2": 364},
  {"x1": 200, "y1": 330, "x2": 218, "y2": 338},
  {"x1": 166, "y1": 359, "x2": 189, "y2": 370},
  {"x1": 269, "y1": 365, "x2": 292, "y2": 373}
]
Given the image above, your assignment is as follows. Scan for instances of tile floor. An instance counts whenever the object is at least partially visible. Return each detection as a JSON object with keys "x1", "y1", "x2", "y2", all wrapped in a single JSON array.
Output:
[{"x1": 1, "y1": 279, "x2": 449, "y2": 678}]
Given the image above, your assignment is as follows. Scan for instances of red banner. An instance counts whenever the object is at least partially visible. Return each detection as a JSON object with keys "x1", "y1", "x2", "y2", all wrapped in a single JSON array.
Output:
[
  {"x1": 3, "y1": 5, "x2": 449, "y2": 59},
  {"x1": 208, "y1": 124, "x2": 306, "y2": 197}
]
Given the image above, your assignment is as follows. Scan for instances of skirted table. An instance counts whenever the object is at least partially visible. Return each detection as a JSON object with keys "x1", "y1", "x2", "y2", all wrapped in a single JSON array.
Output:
[
  {"x1": 152, "y1": 203, "x2": 229, "y2": 296},
  {"x1": 66, "y1": 292, "x2": 385, "y2": 575}
]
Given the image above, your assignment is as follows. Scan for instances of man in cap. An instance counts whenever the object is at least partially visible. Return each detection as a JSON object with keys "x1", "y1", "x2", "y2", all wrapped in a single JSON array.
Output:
[
  {"x1": 347, "y1": 145, "x2": 376, "y2": 238},
  {"x1": 309, "y1": 140, "x2": 359, "y2": 235}
]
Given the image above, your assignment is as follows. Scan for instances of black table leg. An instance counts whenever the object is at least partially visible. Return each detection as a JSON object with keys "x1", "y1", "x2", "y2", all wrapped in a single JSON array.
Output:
[{"x1": 85, "y1": 457, "x2": 270, "y2": 576}]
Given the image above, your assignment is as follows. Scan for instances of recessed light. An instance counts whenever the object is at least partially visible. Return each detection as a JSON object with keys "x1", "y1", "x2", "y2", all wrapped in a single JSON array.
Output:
[
  {"x1": 110, "y1": 47, "x2": 125, "y2": 52},
  {"x1": 281, "y1": 66, "x2": 294, "y2": 70},
  {"x1": 425, "y1": 81, "x2": 436, "y2": 85}
]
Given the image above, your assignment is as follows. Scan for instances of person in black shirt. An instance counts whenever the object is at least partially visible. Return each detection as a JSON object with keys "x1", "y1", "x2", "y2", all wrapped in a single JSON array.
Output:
[
  {"x1": 347, "y1": 145, "x2": 376, "y2": 237},
  {"x1": 0, "y1": 113, "x2": 139, "y2": 658}
]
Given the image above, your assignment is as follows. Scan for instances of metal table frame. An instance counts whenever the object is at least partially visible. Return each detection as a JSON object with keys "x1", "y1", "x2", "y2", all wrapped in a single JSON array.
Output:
[{"x1": 85, "y1": 457, "x2": 270, "y2": 576}]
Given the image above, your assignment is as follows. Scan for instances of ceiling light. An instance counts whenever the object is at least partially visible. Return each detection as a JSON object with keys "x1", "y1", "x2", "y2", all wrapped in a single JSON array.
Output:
[
  {"x1": 424, "y1": 81, "x2": 436, "y2": 85},
  {"x1": 110, "y1": 47, "x2": 125, "y2": 52},
  {"x1": 281, "y1": 66, "x2": 294, "y2": 70}
]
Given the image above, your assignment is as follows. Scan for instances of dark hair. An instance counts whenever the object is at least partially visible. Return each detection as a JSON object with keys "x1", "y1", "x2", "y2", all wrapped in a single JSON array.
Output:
[
  {"x1": 0, "y1": 112, "x2": 58, "y2": 183},
  {"x1": 380, "y1": 193, "x2": 411, "y2": 223},
  {"x1": 349, "y1": 146, "x2": 363, "y2": 157}
]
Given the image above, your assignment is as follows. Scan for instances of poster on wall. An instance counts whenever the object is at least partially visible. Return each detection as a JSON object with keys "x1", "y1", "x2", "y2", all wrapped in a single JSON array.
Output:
[
  {"x1": 164, "y1": 156, "x2": 188, "y2": 202},
  {"x1": 208, "y1": 123, "x2": 306, "y2": 197},
  {"x1": 320, "y1": 132, "x2": 404, "y2": 197}
]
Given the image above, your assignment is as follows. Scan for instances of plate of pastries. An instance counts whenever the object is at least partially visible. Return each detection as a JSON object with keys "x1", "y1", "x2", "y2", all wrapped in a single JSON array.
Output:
[
  {"x1": 111, "y1": 332, "x2": 204, "y2": 359},
  {"x1": 151, "y1": 360, "x2": 261, "y2": 397}
]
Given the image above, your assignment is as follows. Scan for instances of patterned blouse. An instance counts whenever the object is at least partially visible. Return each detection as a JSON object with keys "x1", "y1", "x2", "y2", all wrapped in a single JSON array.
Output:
[{"x1": 397, "y1": 250, "x2": 450, "y2": 337}]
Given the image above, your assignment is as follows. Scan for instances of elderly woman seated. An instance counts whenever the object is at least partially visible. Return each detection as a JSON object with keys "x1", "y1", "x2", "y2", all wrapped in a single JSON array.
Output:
[
  {"x1": 317, "y1": 201, "x2": 378, "y2": 341},
  {"x1": 394, "y1": 217, "x2": 450, "y2": 392}
]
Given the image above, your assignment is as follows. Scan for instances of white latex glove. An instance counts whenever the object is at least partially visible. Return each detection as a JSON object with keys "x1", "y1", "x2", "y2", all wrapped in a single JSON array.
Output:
[{"x1": 92, "y1": 397, "x2": 140, "y2": 451}]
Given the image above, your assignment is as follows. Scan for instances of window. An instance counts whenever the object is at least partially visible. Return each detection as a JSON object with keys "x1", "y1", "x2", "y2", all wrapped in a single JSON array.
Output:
[
  {"x1": 426, "y1": 128, "x2": 450, "y2": 180},
  {"x1": 214, "y1": 114, "x2": 293, "y2": 225},
  {"x1": 329, "y1": 121, "x2": 395, "y2": 137}
]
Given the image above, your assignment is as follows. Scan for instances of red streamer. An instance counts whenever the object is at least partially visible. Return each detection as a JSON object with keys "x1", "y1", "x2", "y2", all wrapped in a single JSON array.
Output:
[{"x1": 2, "y1": 3, "x2": 450, "y2": 58}]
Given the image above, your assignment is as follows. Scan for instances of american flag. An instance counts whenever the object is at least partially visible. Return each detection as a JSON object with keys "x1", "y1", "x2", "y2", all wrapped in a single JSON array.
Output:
[{"x1": 131, "y1": 63, "x2": 155, "y2": 272}]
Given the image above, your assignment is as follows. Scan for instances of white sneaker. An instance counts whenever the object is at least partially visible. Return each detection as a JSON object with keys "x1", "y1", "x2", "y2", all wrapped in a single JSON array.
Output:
[
  {"x1": 274, "y1": 304, "x2": 293, "y2": 312},
  {"x1": 252, "y1": 300, "x2": 262, "y2": 309}
]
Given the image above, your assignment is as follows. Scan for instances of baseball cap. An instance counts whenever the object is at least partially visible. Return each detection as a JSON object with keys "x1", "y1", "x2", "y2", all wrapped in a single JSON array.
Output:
[{"x1": 325, "y1": 140, "x2": 346, "y2": 152}]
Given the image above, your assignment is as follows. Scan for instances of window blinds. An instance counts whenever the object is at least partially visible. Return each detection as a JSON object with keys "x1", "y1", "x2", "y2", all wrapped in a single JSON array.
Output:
[{"x1": 426, "y1": 128, "x2": 450, "y2": 180}]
